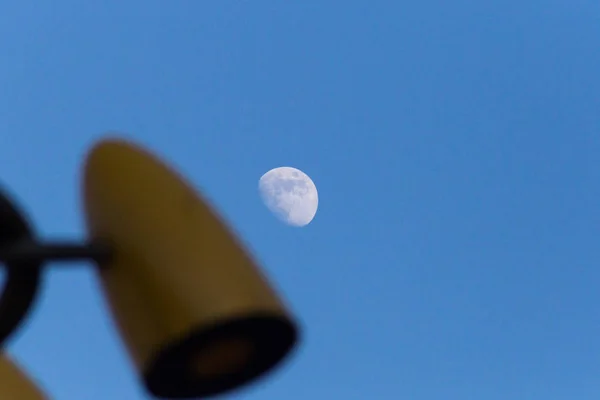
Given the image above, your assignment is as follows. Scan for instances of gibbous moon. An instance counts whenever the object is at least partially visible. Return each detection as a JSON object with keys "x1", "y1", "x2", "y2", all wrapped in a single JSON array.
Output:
[{"x1": 259, "y1": 167, "x2": 318, "y2": 227}]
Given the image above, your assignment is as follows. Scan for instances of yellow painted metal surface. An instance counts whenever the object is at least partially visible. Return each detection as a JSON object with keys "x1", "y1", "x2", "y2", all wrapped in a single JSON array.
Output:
[{"x1": 0, "y1": 355, "x2": 47, "y2": 399}]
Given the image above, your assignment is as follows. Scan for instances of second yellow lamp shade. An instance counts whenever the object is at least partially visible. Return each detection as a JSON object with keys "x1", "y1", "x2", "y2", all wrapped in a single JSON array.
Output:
[{"x1": 0, "y1": 355, "x2": 47, "y2": 399}]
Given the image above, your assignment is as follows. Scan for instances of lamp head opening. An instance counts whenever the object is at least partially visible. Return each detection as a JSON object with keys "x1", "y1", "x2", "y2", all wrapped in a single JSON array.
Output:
[{"x1": 144, "y1": 314, "x2": 297, "y2": 399}]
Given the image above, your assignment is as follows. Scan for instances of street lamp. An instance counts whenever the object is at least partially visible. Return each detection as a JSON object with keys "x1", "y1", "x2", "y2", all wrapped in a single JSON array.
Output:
[{"x1": 0, "y1": 137, "x2": 300, "y2": 399}]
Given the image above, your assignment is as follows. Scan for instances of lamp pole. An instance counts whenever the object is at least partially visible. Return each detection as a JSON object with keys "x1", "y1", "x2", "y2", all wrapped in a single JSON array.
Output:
[{"x1": 0, "y1": 189, "x2": 112, "y2": 348}]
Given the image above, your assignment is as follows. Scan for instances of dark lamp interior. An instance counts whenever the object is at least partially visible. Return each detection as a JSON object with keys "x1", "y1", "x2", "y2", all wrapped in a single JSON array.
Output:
[
  {"x1": 144, "y1": 314, "x2": 298, "y2": 399},
  {"x1": 193, "y1": 336, "x2": 256, "y2": 379}
]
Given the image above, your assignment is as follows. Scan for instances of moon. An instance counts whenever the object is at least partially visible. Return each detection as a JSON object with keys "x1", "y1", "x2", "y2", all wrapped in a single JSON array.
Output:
[{"x1": 258, "y1": 167, "x2": 318, "y2": 227}]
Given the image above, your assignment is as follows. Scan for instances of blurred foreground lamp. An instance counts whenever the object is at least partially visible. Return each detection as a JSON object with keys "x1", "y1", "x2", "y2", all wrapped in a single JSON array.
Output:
[
  {"x1": 0, "y1": 355, "x2": 47, "y2": 399},
  {"x1": 0, "y1": 137, "x2": 299, "y2": 399}
]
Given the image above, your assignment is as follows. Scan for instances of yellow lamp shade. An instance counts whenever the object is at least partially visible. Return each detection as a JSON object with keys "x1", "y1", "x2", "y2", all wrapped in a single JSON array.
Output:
[
  {"x1": 0, "y1": 355, "x2": 47, "y2": 399},
  {"x1": 82, "y1": 138, "x2": 299, "y2": 399}
]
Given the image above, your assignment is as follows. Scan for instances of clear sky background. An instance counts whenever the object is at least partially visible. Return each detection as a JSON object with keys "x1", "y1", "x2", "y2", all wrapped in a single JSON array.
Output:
[{"x1": 1, "y1": 1, "x2": 599, "y2": 399}]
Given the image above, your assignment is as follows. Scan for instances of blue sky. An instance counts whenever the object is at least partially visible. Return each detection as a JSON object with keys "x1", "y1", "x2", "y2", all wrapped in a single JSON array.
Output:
[{"x1": 1, "y1": 1, "x2": 600, "y2": 399}]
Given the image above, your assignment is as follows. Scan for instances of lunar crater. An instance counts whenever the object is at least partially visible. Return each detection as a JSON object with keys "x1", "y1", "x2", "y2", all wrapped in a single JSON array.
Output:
[{"x1": 259, "y1": 167, "x2": 318, "y2": 227}]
